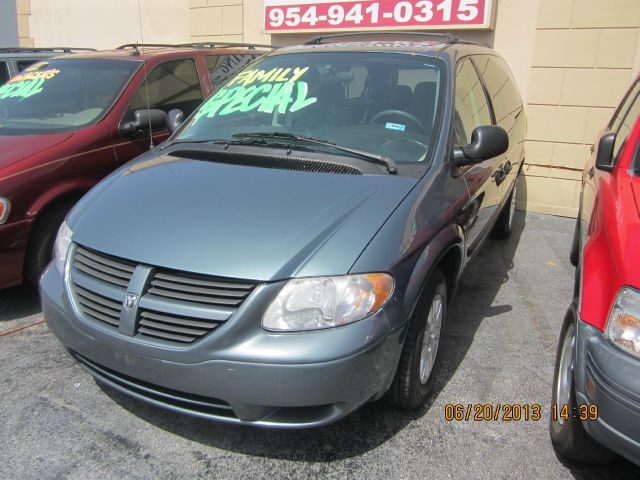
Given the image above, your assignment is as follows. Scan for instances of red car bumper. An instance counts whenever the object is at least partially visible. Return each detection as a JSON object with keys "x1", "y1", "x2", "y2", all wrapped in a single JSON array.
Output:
[{"x1": 0, "y1": 219, "x2": 34, "y2": 289}]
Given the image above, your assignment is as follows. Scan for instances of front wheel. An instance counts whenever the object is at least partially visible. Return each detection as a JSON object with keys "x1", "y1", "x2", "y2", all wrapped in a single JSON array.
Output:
[
  {"x1": 389, "y1": 269, "x2": 447, "y2": 410},
  {"x1": 24, "y1": 200, "x2": 75, "y2": 287},
  {"x1": 549, "y1": 310, "x2": 616, "y2": 464}
]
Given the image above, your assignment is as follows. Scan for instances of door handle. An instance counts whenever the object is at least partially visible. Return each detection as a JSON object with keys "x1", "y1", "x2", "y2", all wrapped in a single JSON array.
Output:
[
  {"x1": 588, "y1": 166, "x2": 595, "y2": 179},
  {"x1": 503, "y1": 161, "x2": 512, "y2": 174}
]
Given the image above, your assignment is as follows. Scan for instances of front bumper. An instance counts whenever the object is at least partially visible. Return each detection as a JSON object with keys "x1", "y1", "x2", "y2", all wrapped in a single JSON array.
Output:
[
  {"x1": 0, "y1": 219, "x2": 33, "y2": 288},
  {"x1": 41, "y1": 264, "x2": 404, "y2": 428},
  {"x1": 575, "y1": 319, "x2": 640, "y2": 465}
]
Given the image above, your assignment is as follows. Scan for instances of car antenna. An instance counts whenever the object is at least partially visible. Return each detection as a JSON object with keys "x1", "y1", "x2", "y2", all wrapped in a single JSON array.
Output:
[{"x1": 137, "y1": 0, "x2": 154, "y2": 148}]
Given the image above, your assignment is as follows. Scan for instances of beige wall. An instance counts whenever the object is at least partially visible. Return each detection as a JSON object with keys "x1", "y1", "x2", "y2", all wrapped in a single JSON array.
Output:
[
  {"x1": 18, "y1": 0, "x2": 640, "y2": 218},
  {"x1": 16, "y1": 0, "x2": 33, "y2": 47},
  {"x1": 523, "y1": 0, "x2": 640, "y2": 217},
  {"x1": 189, "y1": 0, "x2": 244, "y2": 43},
  {"x1": 28, "y1": 0, "x2": 191, "y2": 49}
]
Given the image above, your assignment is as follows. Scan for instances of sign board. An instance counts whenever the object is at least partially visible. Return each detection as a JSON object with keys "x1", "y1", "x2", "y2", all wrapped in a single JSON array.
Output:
[{"x1": 264, "y1": 0, "x2": 496, "y2": 34}]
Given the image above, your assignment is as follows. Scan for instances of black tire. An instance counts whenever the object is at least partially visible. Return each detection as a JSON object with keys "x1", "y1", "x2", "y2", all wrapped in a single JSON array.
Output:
[
  {"x1": 389, "y1": 269, "x2": 447, "y2": 410},
  {"x1": 549, "y1": 308, "x2": 616, "y2": 464},
  {"x1": 569, "y1": 215, "x2": 580, "y2": 267},
  {"x1": 491, "y1": 173, "x2": 519, "y2": 239},
  {"x1": 24, "y1": 200, "x2": 75, "y2": 287}
]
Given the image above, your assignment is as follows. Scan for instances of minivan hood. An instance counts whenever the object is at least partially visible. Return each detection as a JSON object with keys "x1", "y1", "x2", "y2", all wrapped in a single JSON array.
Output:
[
  {"x1": 71, "y1": 154, "x2": 418, "y2": 281},
  {"x1": 0, "y1": 132, "x2": 73, "y2": 170}
]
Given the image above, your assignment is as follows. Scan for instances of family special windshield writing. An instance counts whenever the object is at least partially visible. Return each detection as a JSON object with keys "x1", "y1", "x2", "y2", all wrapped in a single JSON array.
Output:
[{"x1": 193, "y1": 66, "x2": 317, "y2": 122}]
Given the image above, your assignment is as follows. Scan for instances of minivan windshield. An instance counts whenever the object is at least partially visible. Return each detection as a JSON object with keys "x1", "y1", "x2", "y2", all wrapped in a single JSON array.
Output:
[
  {"x1": 0, "y1": 58, "x2": 139, "y2": 134},
  {"x1": 176, "y1": 52, "x2": 444, "y2": 166}
]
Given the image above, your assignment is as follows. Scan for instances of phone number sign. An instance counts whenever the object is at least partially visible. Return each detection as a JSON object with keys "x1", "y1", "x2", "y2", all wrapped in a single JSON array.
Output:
[{"x1": 264, "y1": 0, "x2": 495, "y2": 33}]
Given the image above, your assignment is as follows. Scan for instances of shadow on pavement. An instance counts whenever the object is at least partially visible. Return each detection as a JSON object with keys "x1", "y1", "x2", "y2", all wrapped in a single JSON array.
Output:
[
  {"x1": 0, "y1": 284, "x2": 41, "y2": 323},
  {"x1": 556, "y1": 450, "x2": 639, "y2": 480},
  {"x1": 99, "y1": 212, "x2": 528, "y2": 461}
]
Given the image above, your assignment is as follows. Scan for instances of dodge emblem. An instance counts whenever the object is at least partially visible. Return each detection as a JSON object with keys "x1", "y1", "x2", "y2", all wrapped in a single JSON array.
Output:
[{"x1": 124, "y1": 293, "x2": 139, "y2": 309}]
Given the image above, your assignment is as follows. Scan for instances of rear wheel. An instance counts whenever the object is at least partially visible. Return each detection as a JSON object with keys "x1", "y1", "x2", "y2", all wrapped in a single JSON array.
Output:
[
  {"x1": 491, "y1": 173, "x2": 519, "y2": 239},
  {"x1": 390, "y1": 269, "x2": 447, "y2": 410},
  {"x1": 24, "y1": 200, "x2": 75, "y2": 287},
  {"x1": 549, "y1": 311, "x2": 616, "y2": 464}
]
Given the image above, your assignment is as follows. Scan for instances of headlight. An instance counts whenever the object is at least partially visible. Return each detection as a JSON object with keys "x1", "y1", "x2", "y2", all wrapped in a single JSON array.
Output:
[
  {"x1": 0, "y1": 197, "x2": 10, "y2": 224},
  {"x1": 262, "y1": 273, "x2": 394, "y2": 332},
  {"x1": 53, "y1": 220, "x2": 73, "y2": 273},
  {"x1": 606, "y1": 287, "x2": 640, "y2": 358}
]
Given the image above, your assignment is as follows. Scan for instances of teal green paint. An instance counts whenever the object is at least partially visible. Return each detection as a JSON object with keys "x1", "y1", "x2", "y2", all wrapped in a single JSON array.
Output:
[
  {"x1": 257, "y1": 83, "x2": 293, "y2": 114},
  {"x1": 290, "y1": 82, "x2": 317, "y2": 112},
  {"x1": 193, "y1": 81, "x2": 316, "y2": 122},
  {"x1": 0, "y1": 78, "x2": 46, "y2": 100}
]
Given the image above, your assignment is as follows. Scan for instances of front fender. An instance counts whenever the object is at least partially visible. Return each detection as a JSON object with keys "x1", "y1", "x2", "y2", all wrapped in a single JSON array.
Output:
[
  {"x1": 403, "y1": 224, "x2": 464, "y2": 315},
  {"x1": 26, "y1": 180, "x2": 94, "y2": 218}
]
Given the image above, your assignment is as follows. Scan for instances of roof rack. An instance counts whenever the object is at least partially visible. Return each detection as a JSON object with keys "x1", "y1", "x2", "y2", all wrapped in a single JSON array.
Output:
[
  {"x1": 0, "y1": 47, "x2": 96, "y2": 53},
  {"x1": 305, "y1": 31, "x2": 458, "y2": 45},
  {"x1": 116, "y1": 42, "x2": 277, "y2": 52}
]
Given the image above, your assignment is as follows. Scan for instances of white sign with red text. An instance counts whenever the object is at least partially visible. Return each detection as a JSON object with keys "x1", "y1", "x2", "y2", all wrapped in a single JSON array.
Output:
[{"x1": 264, "y1": 0, "x2": 496, "y2": 34}]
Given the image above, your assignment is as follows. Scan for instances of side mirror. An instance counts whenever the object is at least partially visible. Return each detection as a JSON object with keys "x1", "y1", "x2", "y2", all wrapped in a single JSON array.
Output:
[
  {"x1": 454, "y1": 125, "x2": 509, "y2": 166},
  {"x1": 595, "y1": 131, "x2": 617, "y2": 172},
  {"x1": 119, "y1": 108, "x2": 167, "y2": 136},
  {"x1": 166, "y1": 109, "x2": 185, "y2": 133}
]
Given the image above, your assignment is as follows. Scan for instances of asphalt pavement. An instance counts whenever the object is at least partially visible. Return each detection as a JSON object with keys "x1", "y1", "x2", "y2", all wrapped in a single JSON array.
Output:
[{"x1": 1, "y1": 212, "x2": 639, "y2": 479}]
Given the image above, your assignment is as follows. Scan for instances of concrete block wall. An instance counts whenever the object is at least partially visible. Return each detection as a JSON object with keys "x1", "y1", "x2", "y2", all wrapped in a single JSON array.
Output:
[
  {"x1": 16, "y1": 0, "x2": 34, "y2": 47},
  {"x1": 521, "y1": 0, "x2": 640, "y2": 217},
  {"x1": 189, "y1": 0, "x2": 244, "y2": 43}
]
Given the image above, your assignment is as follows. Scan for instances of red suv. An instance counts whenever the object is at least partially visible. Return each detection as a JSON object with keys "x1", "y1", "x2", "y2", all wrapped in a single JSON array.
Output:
[
  {"x1": 0, "y1": 43, "x2": 271, "y2": 288},
  {"x1": 550, "y1": 75, "x2": 640, "y2": 466}
]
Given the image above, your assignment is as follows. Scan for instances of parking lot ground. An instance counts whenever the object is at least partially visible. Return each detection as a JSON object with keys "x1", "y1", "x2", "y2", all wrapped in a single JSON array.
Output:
[{"x1": 1, "y1": 212, "x2": 639, "y2": 480}]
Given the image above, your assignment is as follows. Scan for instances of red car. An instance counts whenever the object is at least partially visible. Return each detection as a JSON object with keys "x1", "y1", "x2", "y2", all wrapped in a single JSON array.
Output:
[
  {"x1": 0, "y1": 43, "x2": 270, "y2": 288},
  {"x1": 550, "y1": 75, "x2": 640, "y2": 465}
]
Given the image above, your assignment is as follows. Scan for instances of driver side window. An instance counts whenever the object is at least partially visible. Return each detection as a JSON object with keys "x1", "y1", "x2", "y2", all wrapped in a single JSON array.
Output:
[
  {"x1": 454, "y1": 58, "x2": 492, "y2": 145},
  {"x1": 130, "y1": 58, "x2": 204, "y2": 118}
]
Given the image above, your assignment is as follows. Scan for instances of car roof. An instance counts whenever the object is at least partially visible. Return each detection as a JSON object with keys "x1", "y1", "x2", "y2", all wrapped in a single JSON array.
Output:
[
  {"x1": 0, "y1": 47, "x2": 95, "y2": 58},
  {"x1": 271, "y1": 32, "x2": 495, "y2": 57},
  {"x1": 0, "y1": 52, "x2": 58, "y2": 58},
  {"x1": 57, "y1": 43, "x2": 276, "y2": 62}
]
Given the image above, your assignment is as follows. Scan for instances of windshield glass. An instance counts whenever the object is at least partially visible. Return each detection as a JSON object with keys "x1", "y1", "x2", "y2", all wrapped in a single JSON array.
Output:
[
  {"x1": 0, "y1": 58, "x2": 139, "y2": 134},
  {"x1": 176, "y1": 52, "x2": 444, "y2": 167}
]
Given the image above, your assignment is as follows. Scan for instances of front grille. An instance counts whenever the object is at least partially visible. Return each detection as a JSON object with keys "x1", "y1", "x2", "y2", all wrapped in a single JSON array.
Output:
[
  {"x1": 147, "y1": 270, "x2": 255, "y2": 308},
  {"x1": 69, "y1": 244, "x2": 257, "y2": 345},
  {"x1": 137, "y1": 309, "x2": 223, "y2": 343},
  {"x1": 74, "y1": 246, "x2": 135, "y2": 287},
  {"x1": 74, "y1": 285, "x2": 122, "y2": 327},
  {"x1": 71, "y1": 351, "x2": 236, "y2": 419}
]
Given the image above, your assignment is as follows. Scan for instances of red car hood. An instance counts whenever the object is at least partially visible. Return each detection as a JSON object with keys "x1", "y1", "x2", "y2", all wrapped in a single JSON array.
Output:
[{"x1": 0, "y1": 132, "x2": 73, "y2": 173}]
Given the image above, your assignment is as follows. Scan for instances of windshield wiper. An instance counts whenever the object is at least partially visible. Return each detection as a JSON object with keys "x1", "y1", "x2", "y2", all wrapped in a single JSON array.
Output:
[
  {"x1": 231, "y1": 132, "x2": 398, "y2": 174},
  {"x1": 163, "y1": 137, "x2": 314, "y2": 151}
]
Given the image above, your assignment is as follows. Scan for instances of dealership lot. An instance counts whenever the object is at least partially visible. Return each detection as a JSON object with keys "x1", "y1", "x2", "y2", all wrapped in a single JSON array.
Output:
[{"x1": 1, "y1": 212, "x2": 639, "y2": 479}]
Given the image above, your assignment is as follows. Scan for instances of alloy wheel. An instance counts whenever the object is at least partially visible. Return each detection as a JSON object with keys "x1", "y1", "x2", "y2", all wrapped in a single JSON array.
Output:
[
  {"x1": 420, "y1": 292, "x2": 443, "y2": 384},
  {"x1": 555, "y1": 322, "x2": 576, "y2": 426}
]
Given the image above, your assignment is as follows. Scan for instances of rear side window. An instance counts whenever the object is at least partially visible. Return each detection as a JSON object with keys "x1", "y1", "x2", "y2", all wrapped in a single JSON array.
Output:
[
  {"x1": 16, "y1": 59, "x2": 39, "y2": 72},
  {"x1": 612, "y1": 90, "x2": 640, "y2": 160},
  {"x1": 131, "y1": 58, "x2": 203, "y2": 117},
  {"x1": 0, "y1": 62, "x2": 8, "y2": 85},
  {"x1": 473, "y1": 55, "x2": 522, "y2": 130},
  {"x1": 454, "y1": 58, "x2": 492, "y2": 145},
  {"x1": 205, "y1": 54, "x2": 260, "y2": 89}
]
